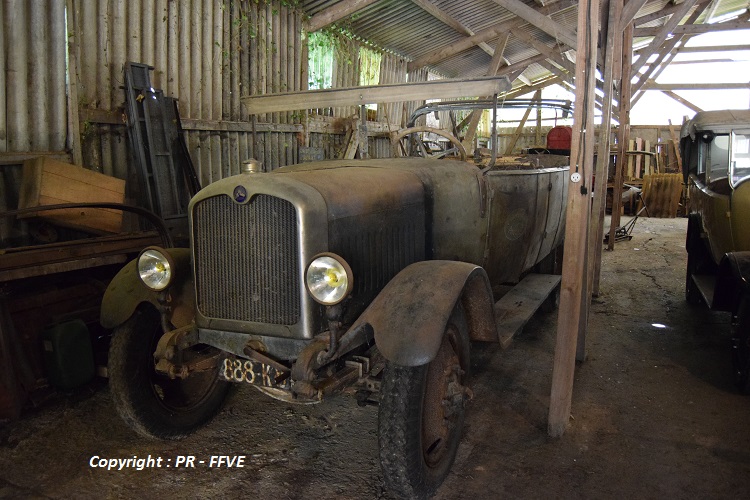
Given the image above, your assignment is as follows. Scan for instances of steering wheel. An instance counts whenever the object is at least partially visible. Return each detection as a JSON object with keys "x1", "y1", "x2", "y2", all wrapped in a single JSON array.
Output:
[{"x1": 390, "y1": 126, "x2": 467, "y2": 161}]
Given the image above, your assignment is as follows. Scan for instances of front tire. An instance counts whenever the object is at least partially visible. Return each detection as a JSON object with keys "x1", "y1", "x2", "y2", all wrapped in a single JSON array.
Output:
[
  {"x1": 108, "y1": 305, "x2": 229, "y2": 439},
  {"x1": 378, "y1": 305, "x2": 471, "y2": 499}
]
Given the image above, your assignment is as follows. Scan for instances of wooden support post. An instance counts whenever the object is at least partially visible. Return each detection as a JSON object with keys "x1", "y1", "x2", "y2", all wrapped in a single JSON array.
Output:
[
  {"x1": 358, "y1": 104, "x2": 369, "y2": 159},
  {"x1": 607, "y1": 21, "x2": 633, "y2": 251},
  {"x1": 548, "y1": 0, "x2": 600, "y2": 438},
  {"x1": 590, "y1": 0, "x2": 622, "y2": 300}
]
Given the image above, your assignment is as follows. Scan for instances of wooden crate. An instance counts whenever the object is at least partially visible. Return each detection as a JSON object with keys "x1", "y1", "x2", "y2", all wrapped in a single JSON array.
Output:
[{"x1": 18, "y1": 157, "x2": 125, "y2": 234}]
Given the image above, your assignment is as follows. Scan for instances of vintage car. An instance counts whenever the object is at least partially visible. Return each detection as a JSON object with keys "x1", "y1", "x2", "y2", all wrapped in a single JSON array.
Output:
[
  {"x1": 101, "y1": 154, "x2": 568, "y2": 498},
  {"x1": 681, "y1": 109, "x2": 750, "y2": 393}
]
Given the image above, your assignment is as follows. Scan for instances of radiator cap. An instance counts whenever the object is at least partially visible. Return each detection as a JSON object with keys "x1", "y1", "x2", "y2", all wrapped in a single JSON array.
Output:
[{"x1": 242, "y1": 158, "x2": 262, "y2": 173}]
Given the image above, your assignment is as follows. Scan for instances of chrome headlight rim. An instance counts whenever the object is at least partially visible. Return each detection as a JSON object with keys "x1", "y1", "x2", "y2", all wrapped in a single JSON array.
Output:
[
  {"x1": 137, "y1": 246, "x2": 175, "y2": 292},
  {"x1": 305, "y1": 252, "x2": 354, "y2": 306}
]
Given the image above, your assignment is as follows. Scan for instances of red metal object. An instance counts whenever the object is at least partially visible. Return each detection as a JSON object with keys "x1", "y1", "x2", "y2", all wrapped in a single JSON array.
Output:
[{"x1": 547, "y1": 126, "x2": 573, "y2": 151}]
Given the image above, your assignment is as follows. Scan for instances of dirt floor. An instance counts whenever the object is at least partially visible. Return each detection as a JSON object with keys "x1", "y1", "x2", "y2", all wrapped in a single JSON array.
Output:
[{"x1": 2, "y1": 216, "x2": 749, "y2": 499}]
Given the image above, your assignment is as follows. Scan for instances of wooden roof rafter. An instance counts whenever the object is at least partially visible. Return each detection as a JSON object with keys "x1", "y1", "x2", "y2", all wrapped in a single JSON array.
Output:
[
  {"x1": 406, "y1": 0, "x2": 577, "y2": 72},
  {"x1": 409, "y1": 0, "x2": 496, "y2": 57}
]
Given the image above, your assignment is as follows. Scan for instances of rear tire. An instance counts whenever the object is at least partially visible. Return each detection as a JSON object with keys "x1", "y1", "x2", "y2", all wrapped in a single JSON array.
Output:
[
  {"x1": 108, "y1": 305, "x2": 229, "y2": 439},
  {"x1": 378, "y1": 305, "x2": 471, "y2": 499}
]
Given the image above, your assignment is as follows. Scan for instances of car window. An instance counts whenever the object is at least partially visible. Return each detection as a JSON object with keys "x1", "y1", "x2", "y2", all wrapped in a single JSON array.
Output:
[
  {"x1": 731, "y1": 131, "x2": 750, "y2": 188},
  {"x1": 707, "y1": 134, "x2": 729, "y2": 184}
]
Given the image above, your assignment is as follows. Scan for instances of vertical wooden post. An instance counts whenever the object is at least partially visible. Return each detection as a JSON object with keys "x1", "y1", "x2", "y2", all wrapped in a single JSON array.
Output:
[
  {"x1": 589, "y1": 0, "x2": 623, "y2": 298},
  {"x1": 548, "y1": 0, "x2": 600, "y2": 438},
  {"x1": 607, "y1": 21, "x2": 634, "y2": 250}
]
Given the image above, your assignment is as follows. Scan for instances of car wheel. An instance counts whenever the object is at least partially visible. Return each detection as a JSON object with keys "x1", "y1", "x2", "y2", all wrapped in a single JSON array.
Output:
[
  {"x1": 378, "y1": 305, "x2": 471, "y2": 499},
  {"x1": 108, "y1": 305, "x2": 229, "y2": 439},
  {"x1": 731, "y1": 295, "x2": 750, "y2": 395}
]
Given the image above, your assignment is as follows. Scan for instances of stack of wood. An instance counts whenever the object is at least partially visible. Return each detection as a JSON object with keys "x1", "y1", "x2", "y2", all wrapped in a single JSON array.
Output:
[
  {"x1": 641, "y1": 173, "x2": 683, "y2": 218},
  {"x1": 626, "y1": 137, "x2": 658, "y2": 180}
]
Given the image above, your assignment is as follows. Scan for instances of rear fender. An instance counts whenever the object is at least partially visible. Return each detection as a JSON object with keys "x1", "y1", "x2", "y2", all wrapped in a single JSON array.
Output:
[
  {"x1": 100, "y1": 248, "x2": 194, "y2": 330},
  {"x1": 714, "y1": 252, "x2": 750, "y2": 311},
  {"x1": 351, "y1": 261, "x2": 496, "y2": 366}
]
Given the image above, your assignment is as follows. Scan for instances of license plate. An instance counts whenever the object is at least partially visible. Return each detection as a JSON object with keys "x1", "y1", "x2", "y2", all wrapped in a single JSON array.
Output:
[{"x1": 220, "y1": 357, "x2": 290, "y2": 389}]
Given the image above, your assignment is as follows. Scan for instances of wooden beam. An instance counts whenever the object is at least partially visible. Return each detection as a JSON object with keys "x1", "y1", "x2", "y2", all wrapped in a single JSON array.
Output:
[
  {"x1": 642, "y1": 81, "x2": 750, "y2": 91},
  {"x1": 660, "y1": 91, "x2": 711, "y2": 113},
  {"x1": 634, "y1": 18, "x2": 749, "y2": 37},
  {"x1": 549, "y1": 0, "x2": 600, "y2": 439},
  {"x1": 491, "y1": 0, "x2": 577, "y2": 49},
  {"x1": 608, "y1": 22, "x2": 633, "y2": 251},
  {"x1": 630, "y1": 35, "x2": 691, "y2": 101},
  {"x1": 668, "y1": 119, "x2": 683, "y2": 171},
  {"x1": 620, "y1": 0, "x2": 648, "y2": 30},
  {"x1": 629, "y1": 0, "x2": 702, "y2": 79},
  {"x1": 305, "y1": 0, "x2": 380, "y2": 32},
  {"x1": 502, "y1": 75, "x2": 563, "y2": 100},
  {"x1": 511, "y1": 28, "x2": 576, "y2": 73},
  {"x1": 240, "y1": 76, "x2": 512, "y2": 114},
  {"x1": 591, "y1": 0, "x2": 622, "y2": 299},
  {"x1": 631, "y1": 0, "x2": 685, "y2": 27},
  {"x1": 407, "y1": 0, "x2": 576, "y2": 71},
  {"x1": 504, "y1": 90, "x2": 541, "y2": 154},
  {"x1": 410, "y1": 0, "x2": 495, "y2": 56},
  {"x1": 665, "y1": 43, "x2": 750, "y2": 53},
  {"x1": 462, "y1": 34, "x2": 511, "y2": 150}
]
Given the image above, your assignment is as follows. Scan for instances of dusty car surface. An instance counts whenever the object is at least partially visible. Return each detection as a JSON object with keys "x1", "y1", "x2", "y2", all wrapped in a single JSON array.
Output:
[
  {"x1": 101, "y1": 156, "x2": 568, "y2": 498},
  {"x1": 681, "y1": 109, "x2": 750, "y2": 392}
]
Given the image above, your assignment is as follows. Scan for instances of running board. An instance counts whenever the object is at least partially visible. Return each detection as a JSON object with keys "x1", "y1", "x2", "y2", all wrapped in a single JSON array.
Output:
[{"x1": 494, "y1": 274, "x2": 561, "y2": 349}]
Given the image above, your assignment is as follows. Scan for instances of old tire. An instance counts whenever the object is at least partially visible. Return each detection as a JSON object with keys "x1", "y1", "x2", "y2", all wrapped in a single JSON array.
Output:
[
  {"x1": 108, "y1": 305, "x2": 229, "y2": 439},
  {"x1": 378, "y1": 305, "x2": 471, "y2": 499},
  {"x1": 731, "y1": 295, "x2": 750, "y2": 395}
]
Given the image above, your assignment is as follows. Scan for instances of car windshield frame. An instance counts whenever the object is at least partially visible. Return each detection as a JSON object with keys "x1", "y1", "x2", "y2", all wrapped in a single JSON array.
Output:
[{"x1": 730, "y1": 129, "x2": 750, "y2": 189}]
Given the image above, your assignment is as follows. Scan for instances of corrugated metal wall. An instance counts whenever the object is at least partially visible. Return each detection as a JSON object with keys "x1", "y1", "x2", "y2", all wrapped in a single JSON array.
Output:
[
  {"x1": 70, "y1": 0, "x2": 307, "y2": 186},
  {"x1": 1, "y1": 0, "x2": 68, "y2": 153}
]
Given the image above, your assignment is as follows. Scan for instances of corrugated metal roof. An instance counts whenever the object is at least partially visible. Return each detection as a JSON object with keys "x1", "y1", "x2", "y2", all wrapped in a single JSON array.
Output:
[{"x1": 300, "y1": 0, "x2": 749, "y2": 89}]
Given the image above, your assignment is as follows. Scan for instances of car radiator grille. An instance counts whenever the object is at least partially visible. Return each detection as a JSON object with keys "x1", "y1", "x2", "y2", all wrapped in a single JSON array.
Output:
[{"x1": 193, "y1": 194, "x2": 300, "y2": 325}]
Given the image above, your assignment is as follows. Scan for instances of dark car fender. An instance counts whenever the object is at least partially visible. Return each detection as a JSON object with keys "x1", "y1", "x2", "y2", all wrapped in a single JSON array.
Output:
[
  {"x1": 714, "y1": 251, "x2": 750, "y2": 311},
  {"x1": 100, "y1": 248, "x2": 194, "y2": 330},
  {"x1": 352, "y1": 260, "x2": 497, "y2": 367}
]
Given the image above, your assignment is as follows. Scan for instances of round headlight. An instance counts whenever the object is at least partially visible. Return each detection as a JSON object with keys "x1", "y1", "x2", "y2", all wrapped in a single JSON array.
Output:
[
  {"x1": 305, "y1": 253, "x2": 353, "y2": 305},
  {"x1": 137, "y1": 247, "x2": 174, "y2": 291}
]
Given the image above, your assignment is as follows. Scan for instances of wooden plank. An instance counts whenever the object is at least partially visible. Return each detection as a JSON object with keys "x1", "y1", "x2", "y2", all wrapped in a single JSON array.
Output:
[
  {"x1": 306, "y1": 0, "x2": 380, "y2": 32},
  {"x1": 668, "y1": 119, "x2": 683, "y2": 171},
  {"x1": 634, "y1": 18, "x2": 749, "y2": 37},
  {"x1": 0, "y1": 151, "x2": 71, "y2": 165},
  {"x1": 491, "y1": 0, "x2": 576, "y2": 48},
  {"x1": 407, "y1": 0, "x2": 576, "y2": 71},
  {"x1": 660, "y1": 91, "x2": 704, "y2": 114},
  {"x1": 642, "y1": 82, "x2": 750, "y2": 91},
  {"x1": 494, "y1": 274, "x2": 561, "y2": 349},
  {"x1": 65, "y1": 0, "x2": 83, "y2": 167},
  {"x1": 240, "y1": 76, "x2": 511, "y2": 114},
  {"x1": 17, "y1": 157, "x2": 125, "y2": 234},
  {"x1": 548, "y1": 0, "x2": 599, "y2": 439}
]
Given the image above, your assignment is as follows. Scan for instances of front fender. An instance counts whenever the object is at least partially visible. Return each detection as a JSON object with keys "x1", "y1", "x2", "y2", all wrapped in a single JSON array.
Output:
[
  {"x1": 352, "y1": 260, "x2": 496, "y2": 367},
  {"x1": 714, "y1": 251, "x2": 750, "y2": 311},
  {"x1": 100, "y1": 248, "x2": 193, "y2": 329}
]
